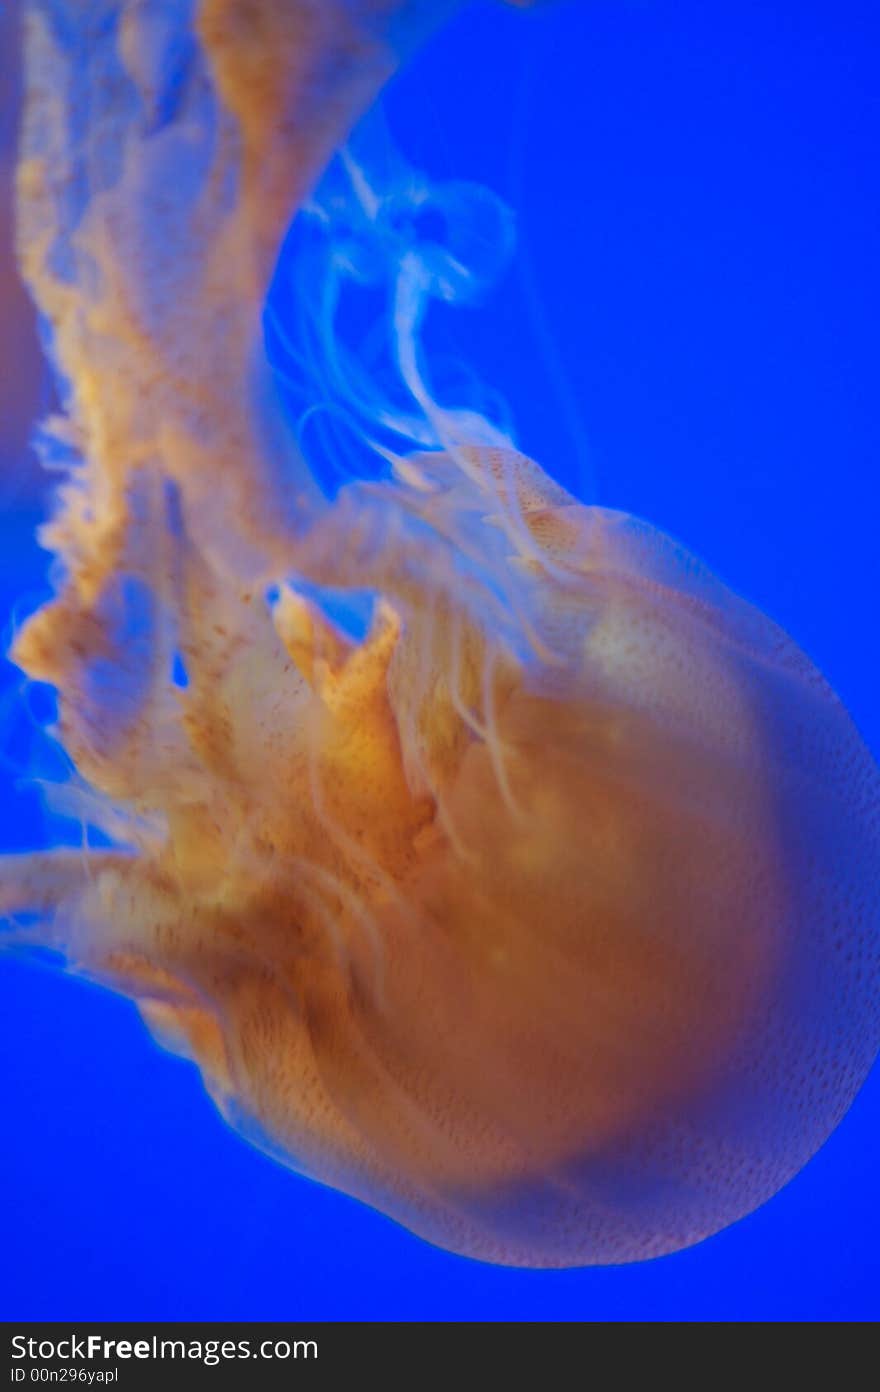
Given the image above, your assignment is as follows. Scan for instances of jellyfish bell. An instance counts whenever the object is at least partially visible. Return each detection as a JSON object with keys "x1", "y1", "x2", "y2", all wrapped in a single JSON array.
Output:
[
  {"x1": 2, "y1": 0, "x2": 879, "y2": 1268},
  {"x1": 130, "y1": 464, "x2": 879, "y2": 1268}
]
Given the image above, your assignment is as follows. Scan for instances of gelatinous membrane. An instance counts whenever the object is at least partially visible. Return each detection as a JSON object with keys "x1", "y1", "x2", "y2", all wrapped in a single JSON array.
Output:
[{"x1": 2, "y1": 0, "x2": 878, "y2": 1266}]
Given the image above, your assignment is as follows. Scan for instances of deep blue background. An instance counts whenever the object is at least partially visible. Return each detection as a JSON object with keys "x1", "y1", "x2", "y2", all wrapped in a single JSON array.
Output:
[{"x1": 1, "y1": 0, "x2": 878, "y2": 1320}]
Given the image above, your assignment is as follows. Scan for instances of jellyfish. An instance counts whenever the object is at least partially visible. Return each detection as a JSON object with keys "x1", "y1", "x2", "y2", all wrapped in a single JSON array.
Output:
[{"x1": 1, "y1": 0, "x2": 878, "y2": 1268}]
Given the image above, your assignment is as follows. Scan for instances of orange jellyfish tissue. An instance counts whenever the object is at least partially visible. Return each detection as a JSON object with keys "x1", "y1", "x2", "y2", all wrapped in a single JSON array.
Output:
[{"x1": 1, "y1": 0, "x2": 877, "y2": 1266}]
